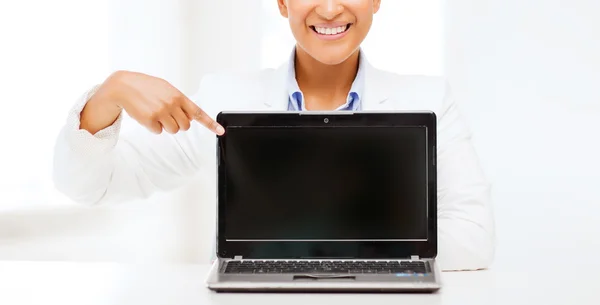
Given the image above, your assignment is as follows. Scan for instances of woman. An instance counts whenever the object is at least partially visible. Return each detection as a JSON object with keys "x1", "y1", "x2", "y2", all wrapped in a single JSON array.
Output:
[{"x1": 53, "y1": 0, "x2": 495, "y2": 271}]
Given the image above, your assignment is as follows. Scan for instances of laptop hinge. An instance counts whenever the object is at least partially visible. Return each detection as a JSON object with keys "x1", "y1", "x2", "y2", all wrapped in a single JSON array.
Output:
[
  {"x1": 411, "y1": 255, "x2": 419, "y2": 260},
  {"x1": 234, "y1": 255, "x2": 243, "y2": 260}
]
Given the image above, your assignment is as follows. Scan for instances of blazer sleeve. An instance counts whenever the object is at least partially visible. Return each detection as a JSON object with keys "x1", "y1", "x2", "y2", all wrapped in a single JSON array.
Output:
[
  {"x1": 435, "y1": 81, "x2": 496, "y2": 271},
  {"x1": 52, "y1": 75, "x2": 216, "y2": 205}
]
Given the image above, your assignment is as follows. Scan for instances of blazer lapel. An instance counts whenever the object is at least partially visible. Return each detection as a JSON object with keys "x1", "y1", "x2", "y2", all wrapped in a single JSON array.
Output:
[
  {"x1": 359, "y1": 56, "x2": 393, "y2": 111},
  {"x1": 258, "y1": 63, "x2": 290, "y2": 111}
]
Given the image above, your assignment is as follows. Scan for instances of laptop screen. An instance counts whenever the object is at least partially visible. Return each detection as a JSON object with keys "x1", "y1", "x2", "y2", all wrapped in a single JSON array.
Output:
[{"x1": 221, "y1": 125, "x2": 429, "y2": 242}]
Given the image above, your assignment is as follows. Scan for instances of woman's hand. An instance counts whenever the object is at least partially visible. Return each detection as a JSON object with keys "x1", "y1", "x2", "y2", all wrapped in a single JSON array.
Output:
[{"x1": 80, "y1": 70, "x2": 224, "y2": 135}]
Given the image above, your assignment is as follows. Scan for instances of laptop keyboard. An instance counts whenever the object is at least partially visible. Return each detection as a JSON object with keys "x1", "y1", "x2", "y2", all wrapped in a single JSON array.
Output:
[{"x1": 224, "y1": 260, "x2": 428, "y2": 274}]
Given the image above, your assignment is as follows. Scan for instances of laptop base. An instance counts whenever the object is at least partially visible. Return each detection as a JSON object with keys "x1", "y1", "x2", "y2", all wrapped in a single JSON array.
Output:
[{"x1": 206, "y1": 259, "x2": 442, "y2": 293}]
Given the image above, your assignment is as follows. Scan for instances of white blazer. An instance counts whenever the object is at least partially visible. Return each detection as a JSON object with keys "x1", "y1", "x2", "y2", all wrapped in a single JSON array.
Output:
[{"x1": 53, "y1": 57, "x2": 495, "y2": 272}]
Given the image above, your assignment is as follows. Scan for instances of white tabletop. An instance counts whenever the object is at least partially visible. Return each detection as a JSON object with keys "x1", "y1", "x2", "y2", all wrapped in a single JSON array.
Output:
[{"x1": 0, "y1": 261, "x2": 597, "y2": 305}]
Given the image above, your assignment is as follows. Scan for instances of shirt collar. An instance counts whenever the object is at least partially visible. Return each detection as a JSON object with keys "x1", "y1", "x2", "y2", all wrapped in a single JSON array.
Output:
[{"x1": 287, "y1": 47, "x2": 365, "y2": 111}]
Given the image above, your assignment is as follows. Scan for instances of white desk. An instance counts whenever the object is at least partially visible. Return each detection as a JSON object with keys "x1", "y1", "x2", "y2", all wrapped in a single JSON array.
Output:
[{"x1": 0, "y1": 261, "x2": 596, "y2": 305}]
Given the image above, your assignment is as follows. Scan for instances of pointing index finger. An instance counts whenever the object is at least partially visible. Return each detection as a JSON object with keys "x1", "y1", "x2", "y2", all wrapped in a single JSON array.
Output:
[
  {"x1": 193, "y1": 107, "x2": 225, "y2": 135},
  {"x1": 181, "y1": 98, "x2": 224, "y2": 135}
]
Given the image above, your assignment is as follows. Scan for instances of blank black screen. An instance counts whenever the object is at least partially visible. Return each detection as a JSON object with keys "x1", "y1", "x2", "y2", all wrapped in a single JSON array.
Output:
[{"x1": 221, "y1": 126, "x2": 428, "y2": 240}]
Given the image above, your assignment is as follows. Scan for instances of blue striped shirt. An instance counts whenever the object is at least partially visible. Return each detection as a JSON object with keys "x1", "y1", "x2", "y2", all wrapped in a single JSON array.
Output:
[{"x1": 286, "y1": 48, "x2": 365, "y2": 111}]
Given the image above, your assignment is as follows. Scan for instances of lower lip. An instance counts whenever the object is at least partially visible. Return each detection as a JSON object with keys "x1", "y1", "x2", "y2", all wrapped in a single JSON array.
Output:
[{"x1": 313, "y1": 26, "x2": 351, "y2": 41}]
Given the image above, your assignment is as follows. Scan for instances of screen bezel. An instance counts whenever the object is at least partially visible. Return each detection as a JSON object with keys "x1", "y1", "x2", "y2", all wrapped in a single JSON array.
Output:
[{"x1": 215, "y1": 111, "x2": 437, "y2": 259}]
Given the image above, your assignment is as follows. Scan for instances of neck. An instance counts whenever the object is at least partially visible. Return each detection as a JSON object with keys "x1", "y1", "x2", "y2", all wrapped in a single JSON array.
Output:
[{"x1": 294, "y1": 46, "x2": 360, "y2": 110}]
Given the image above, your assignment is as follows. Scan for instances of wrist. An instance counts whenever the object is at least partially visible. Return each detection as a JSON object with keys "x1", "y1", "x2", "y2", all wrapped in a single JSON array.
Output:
[
  {"x1": 80, "y1": 85, "x2": 123, "y2": 134},
  {"x1": 90, "y1": 81, "x2": 122, "y2": 110}
]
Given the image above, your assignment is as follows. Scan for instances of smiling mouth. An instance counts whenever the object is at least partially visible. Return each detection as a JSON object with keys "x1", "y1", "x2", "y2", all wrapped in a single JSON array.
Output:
[{"x1": 310, "y1": 23, "x2": 352, "y2": 35}]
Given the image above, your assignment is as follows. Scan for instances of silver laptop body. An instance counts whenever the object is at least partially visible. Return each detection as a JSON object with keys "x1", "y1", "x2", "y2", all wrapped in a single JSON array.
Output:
[{"x1": 206, "y1": 111, "x2": 441, "y2": 292}]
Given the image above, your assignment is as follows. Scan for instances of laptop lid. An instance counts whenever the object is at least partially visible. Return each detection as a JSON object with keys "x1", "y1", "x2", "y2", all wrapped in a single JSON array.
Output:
[{"x1": 215, "y1": 111, "x2": 437, "y2": 260}]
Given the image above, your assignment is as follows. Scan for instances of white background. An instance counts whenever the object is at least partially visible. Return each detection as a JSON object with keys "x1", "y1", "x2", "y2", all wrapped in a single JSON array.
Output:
[{"x1": 0, "y1": 0, "x2": 599, "y2": 274}]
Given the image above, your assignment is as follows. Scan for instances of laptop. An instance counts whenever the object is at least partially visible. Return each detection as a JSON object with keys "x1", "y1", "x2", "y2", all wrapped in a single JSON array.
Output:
[{"x1": 206, "y1": 111, "x2": 441, "y2": 292}]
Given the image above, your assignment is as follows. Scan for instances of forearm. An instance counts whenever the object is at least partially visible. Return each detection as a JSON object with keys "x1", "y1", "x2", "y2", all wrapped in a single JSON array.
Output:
[
  {"x1": 53, "y1": 89, "x2": 209, "y2": 205},
  {"x1": 435, "y1": 145, "x2": 495, "y2": 271},
  {"x1": 53, "y1": 129, "x2": 178, "y2": 205}
]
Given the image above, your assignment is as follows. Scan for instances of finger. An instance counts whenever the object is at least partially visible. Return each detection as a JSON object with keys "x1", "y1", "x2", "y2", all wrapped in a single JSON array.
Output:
[
  {"x1": 160, "y1": 115, "x2": 179, "y2": 134},
  {"x1": 172, "y1": 107, "x2": 191, "y2": 131},
  {"x1": 181, "y1": 98, "x2": 224, "y2": 135},
  {"x1": 147, "y1": 120, "x2": 163, "y2": 134}
]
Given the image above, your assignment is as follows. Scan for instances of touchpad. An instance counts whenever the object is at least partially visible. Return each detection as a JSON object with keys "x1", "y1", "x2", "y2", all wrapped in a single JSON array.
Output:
[{"x1": 293, "y1": 275, "x2": 356, "y2": 281}]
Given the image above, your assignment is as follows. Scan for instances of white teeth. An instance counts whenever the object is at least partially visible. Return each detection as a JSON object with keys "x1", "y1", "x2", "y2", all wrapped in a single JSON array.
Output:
[{"x1": 315, "y1": 25, "x2": 348, "y2": 35}]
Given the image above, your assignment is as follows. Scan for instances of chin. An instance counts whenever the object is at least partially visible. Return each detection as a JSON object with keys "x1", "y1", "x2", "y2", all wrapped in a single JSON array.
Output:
[{"x1": 310, "y1": 48, "x2": 358, "y2": 66}]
